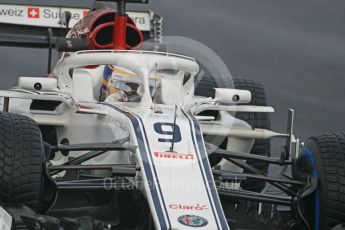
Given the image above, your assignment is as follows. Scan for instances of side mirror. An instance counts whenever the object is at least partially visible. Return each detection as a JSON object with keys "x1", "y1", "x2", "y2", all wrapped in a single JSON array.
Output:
[
  {"x1": 214, "y1": 88, "x2": 251, "y2": 104},
  {"x1": 18, "y1": 77, "x2": 58, "y2": 91}
]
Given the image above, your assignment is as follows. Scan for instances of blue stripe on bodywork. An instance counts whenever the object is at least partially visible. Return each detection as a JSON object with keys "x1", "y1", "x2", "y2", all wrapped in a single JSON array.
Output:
[
  {"x1": 136, "y1": 115, "x2": 172, "y2": 229},
  {"x1": 182, "y1": 110, "x2": 229, "y2": 230},
  {"x1": 104, "y1": 104, "x2": 168, "y2": 229},
  {"x1": 181, "y1": 110, "x2": 220, "y2": 229}
]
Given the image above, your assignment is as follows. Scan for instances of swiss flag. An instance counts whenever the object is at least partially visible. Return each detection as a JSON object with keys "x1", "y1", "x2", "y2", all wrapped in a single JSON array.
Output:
[{"x1": 28, "y1": 8, "x2": 40, "y2": 19}]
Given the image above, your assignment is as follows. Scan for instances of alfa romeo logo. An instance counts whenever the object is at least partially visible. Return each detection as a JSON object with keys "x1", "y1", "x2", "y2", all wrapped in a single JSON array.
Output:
[{"x1": 178, "y1": 215, "x2": 208, "y2": 227}]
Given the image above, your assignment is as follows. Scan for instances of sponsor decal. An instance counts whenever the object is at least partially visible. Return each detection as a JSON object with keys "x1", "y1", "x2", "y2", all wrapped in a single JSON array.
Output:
[
  {"x1": 77, "y1": 104, "x2": 92, "y2": 110},
  {"x1": 28, "y1": 7, "x2": 40, "y2": 19},
  {"x1": 0, "y1": 7, "x2": 23, "y2": 17},
  {"x1": 0, "y1": 4, "x2": 151, "y2": 31},
  {"x1": 154, "y1": 152, "x2": 195, "y2": 160},
  {"x1": 168, "y1": 204, "x2": 208, "y2": 211},
  {"x1": 178, "y1": 215, "x2": 208, "y2": 227},
  {"x1": 131, "y1": 16, "x2": 146, "y2": 25},
  {"x1": 42, "y1": 9, "x2": 82, "y2": 20}
]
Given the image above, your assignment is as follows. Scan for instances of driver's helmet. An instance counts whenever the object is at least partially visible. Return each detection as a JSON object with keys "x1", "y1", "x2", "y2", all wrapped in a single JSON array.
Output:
[
  {"x1": 100, "y1": 65, "x2": 162, "y2": 103},
  {"x1": 100, "y1": 65, "x2": 142, "y2": 102}
]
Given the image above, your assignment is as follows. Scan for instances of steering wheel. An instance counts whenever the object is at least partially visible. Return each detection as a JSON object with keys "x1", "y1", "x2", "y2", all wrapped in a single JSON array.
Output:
[{"x1": 91, "y1": 21, "x2": 144, "y2": 50}]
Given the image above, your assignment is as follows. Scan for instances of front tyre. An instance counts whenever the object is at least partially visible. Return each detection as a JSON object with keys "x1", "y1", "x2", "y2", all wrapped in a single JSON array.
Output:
[
  {"x1": 0, "y1": 112, "x2": 44, "y2": 211},
  {"x1": 302, "y1": 133, "x2": 345, "y2": 229}
]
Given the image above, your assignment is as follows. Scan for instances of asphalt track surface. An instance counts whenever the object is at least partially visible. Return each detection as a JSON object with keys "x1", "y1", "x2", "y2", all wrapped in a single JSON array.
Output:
[{"x1": 0, "y1": 0, "x2": 344, "y2": 151}]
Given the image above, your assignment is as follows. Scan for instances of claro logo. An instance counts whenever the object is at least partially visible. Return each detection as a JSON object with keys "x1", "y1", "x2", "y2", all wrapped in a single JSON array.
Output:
[{"x1": 168, "y1": 204, "x2": 208, "y2": 211}]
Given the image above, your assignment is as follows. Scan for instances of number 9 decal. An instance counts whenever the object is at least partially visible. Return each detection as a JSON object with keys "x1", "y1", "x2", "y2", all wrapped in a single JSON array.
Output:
[{"x1": 154, "y1": 122, "x2": 182, "y2": 143}]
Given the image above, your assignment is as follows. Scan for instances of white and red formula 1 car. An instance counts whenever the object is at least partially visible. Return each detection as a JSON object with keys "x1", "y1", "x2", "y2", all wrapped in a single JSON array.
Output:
[{"x1": 0, "y1": 1, "x2": 344, "y2": 230}]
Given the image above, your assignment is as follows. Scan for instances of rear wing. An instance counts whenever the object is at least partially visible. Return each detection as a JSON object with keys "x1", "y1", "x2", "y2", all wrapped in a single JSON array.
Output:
[{"x1": 0, "y1": 3, "x2": 162, "y2": 41}]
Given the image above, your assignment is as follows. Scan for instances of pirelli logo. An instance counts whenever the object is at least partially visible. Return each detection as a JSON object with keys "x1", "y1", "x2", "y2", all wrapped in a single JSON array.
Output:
[{"x1": 154, "y1": 152, "x2": 195, "y2": 160}]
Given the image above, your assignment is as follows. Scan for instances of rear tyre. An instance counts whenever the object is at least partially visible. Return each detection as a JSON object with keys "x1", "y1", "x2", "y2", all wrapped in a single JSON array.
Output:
[
  {"x1": 0, "y1": 112, "x2": 44, "y2": 211},
  {"x1": 194, "y1": 64, "x2": 234, "y2": 166},
  {"x1": 198, "y1": 76, "x2": 271, "y2": 193},
  {"x1": 302, "y1": 133, "x2": 345, "y2": 229},
  {"x1": 233, "y1": 79, "x2": 271, "y2": 192},
  {"x1": 194, "y1": 62, "x2": 233, "y2": 98}
]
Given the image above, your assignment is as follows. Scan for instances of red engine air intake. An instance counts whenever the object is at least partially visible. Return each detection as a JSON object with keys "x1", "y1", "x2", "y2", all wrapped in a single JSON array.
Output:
[{"x1": 68, "y1": 9, "x2": 143, "y2": 50}]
